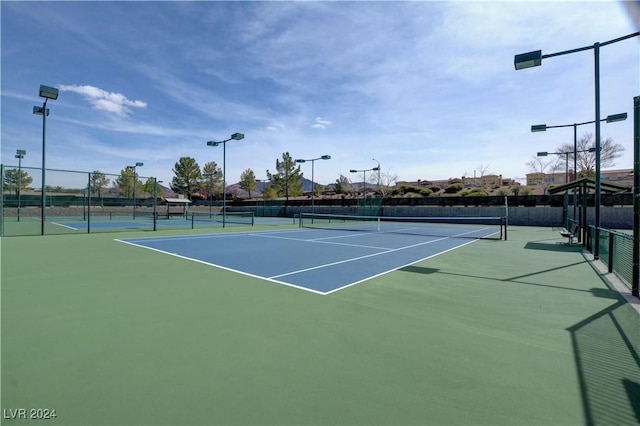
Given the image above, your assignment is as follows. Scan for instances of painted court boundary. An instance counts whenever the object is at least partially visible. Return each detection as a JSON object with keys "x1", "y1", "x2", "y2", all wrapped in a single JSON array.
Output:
[{"x1": 115, "y1": 228, "x2": 488, "y2": 295}]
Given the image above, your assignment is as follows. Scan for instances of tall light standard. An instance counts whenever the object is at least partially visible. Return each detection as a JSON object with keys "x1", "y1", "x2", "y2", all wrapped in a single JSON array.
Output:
[
  {"x1": 531, "y1": 113, "x2": 627, "y2": 224},
  {"x1": 14, "y1": 149, "x2": 26, "y2": 222},
  {"x1": 295, "y1": 155, "x2": 331, "y2": 214},
  {"x1": 350, "y1": 165, "x2": 380, "y2": 206},
  {"x1": 127, "y1": 162, "x2": 144, "y2": 219},
  {"x1": 153, "y1": 179, "x2": 162, "y2": 231},
  {"x1": 33, "y1": 84, "x2": 58, "y2": 235},
  {"x1": 206, "y1": 132, "x2": 244, "y2": 227},
  {"x1": 515, "y1": 31, "x2": 639, "y2": 259},
  {"x1": 372, "y1": 158, "x2": 381, "y2": 192}
]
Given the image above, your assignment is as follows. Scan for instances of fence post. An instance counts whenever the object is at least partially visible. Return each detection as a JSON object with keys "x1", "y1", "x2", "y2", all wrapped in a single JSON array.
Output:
[{"x1": 608, "y1": 233, "x2": 614, "y2": 273}]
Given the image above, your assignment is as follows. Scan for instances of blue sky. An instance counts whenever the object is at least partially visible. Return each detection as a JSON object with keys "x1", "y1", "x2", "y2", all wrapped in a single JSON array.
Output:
[{"x1": 1, "y1": 1, "x2": 638, "y2": 189}]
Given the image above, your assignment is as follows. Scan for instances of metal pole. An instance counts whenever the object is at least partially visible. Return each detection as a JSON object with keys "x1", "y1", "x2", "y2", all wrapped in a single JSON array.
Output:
[
  {"x1": 133, "y1": 167, "x2": 137, "y2": 220},
  {"x1": 311, "y1": 159, "x2": 315, "y2": 214},
  {"x1": 573, "y1": 124, "x2": 578, "y2": 223},
  {"x1": 153, "y1": 177, "x2": 158, "y2": 232},
  {"x1": 593, "y1": 42, "x2": 601, "y2": 259},
  {"x1": 633, "y1": 95, "x2": 639, "y2": 297},
  {"x1": 87, "y1": 173, "x2": 91, "y2": 233},
  {"x1": 17, "y1": 155, "x2": 22, "y2": 222},
  {"x1": 40, "y1": 99, "x2": 48, "y2": 236},
  {"x1": 222, "y1": 141, "x2": 226, "y2": 228}
]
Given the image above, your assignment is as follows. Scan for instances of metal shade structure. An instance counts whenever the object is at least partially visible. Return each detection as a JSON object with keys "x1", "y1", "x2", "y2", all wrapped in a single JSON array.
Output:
[
  {"x1": 206, "y1": 132, "x2": 245, "y2": 227},
  {"x1": 514, "y1": 31, "x2": 639, "y2": 259},
  {"x1": 33, "y1": 84, "x2": 58, "y2": 235}
]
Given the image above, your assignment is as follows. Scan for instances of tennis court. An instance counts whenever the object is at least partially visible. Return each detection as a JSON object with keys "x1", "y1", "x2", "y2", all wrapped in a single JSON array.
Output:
[
  {"x1": 2, "y1": 222, "x2": 639, "y2": 425},
  {"x1": 118, "y1": 215, "x2": 502, "y2": 294}
]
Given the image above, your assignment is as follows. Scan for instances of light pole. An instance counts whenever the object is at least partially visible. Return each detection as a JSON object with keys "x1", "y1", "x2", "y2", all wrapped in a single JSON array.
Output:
[
  {"x1": 206, "y1": 132, "x2": 244, "y2": 227},
  {"x1": 350, "y1": 165, "x2": 380, "y2": 206},
  {"x1": 532, "y1": 114, "x2": 626, "y2": 224},
  {"x1": 153, "y1": 179, "x2": 162, "y2": 231},
  {"x1": 33, "y1": 84, "x2": 58, "y2": 235},
  {"x1": 127, "y1": 162, "x2": 143, "y2": 219},
  {"x1": 295, "y1": 155, "x2": 331, "y2": 214},
  {"x1": 14, "y1": 149, "x2": 26, "y2": 222},
  {"x1": 515, "y1": 31, "x2": 639, "y2": 259},
  {"x1": 372, "y1": 158, "x2": 381, "y2": 192}
]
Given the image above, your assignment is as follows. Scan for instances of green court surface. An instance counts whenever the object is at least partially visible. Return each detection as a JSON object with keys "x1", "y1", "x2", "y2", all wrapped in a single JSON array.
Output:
[{"x1": 2, "y1": 225, "x2": 639, "y2": 425}]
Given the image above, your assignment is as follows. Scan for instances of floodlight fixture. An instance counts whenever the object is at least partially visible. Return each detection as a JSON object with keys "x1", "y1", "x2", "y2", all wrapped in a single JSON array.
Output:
[
  {"x1": 33, "y1": 106, "x2": 50, "y2": 116},
  {"x1": 16, "y1": 149, "x2": 26, "y2": 156},
  {"x1": 514, "y1": 50, "x2": 542, "y2": 70},
  {"x1": 39, "y1": 85, "x2": 59, "y2": 100},
  {"x1": 537, "y1": 152, "x2": 548, "y2": 157},
  {"x1": 531, "y1": 125, "x2": 547, "y2": 132},
  {"x1": 605, "y1": 113, "x2": 627, "y2": 123}
]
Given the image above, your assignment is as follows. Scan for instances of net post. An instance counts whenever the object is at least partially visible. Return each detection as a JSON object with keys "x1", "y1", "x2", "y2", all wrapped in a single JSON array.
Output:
[
  {"x1": 191, "y1": 213, "x2": 195, "y2": 229},
  {"x1": 377, "y1": 216, "x2": 381, "y2": 232}
]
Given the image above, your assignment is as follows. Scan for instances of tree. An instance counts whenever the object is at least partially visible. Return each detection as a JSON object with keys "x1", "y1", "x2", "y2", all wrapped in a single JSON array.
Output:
[
  {"x1": 263, "y1": 184, "x2": 278, "y2": 199},
  {"x1": 171, "y1": 157, "x2": 201, "y2": 199},
  {"x1": 266, "y1": 152, "x2": 303, "y2": 210},
  {"x1": 201, "y1": 161, "x2": 222, "y2": 200},
  {"x1": 526, "y1": 155, "x2": 562, "y2": 194},
  {"x1": 90, "y1": 171, "x2": 110, "y2": 199},
  {"x1": 143, "y1": 178, "x2": 163, "y2": 198},
  {"x1": 376, "y1": 168, "x2": 398, "y2": 197},
  {"x1": 556, "y1": 133, "x2": 624, "y2": 178},
  {"x1": 4, "y1": 169, "x2": 33, "y2": 195},
  {"x1": 115, "y1": 168, "x2": 142, "y2": 198},
  {"x1": 239, "y1": 169, "x2": 257, "y2": 199},
  {"x1": 334, "y1": 174, "x2": 352, "y2": 195}
]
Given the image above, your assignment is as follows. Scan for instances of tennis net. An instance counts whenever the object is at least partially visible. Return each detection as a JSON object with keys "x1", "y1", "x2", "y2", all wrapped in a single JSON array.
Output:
[
  {"x1": 299, "y1": 213, "x2": 506, "y2": 240},
  {"x1": 190, "y1": 212, "x2": 255, "y2": 226}
]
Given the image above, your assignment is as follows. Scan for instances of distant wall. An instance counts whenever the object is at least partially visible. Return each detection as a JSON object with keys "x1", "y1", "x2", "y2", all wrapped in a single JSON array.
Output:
[{"x1": 231, "y1": 205, "x2": 633, "y2": 229}]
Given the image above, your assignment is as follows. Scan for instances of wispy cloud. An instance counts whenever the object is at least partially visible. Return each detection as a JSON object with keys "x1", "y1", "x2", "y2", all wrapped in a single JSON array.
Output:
[
  {"x1": 311, "y1": 117, "x2": 332, "y2": 129},
  {"x1": 59, "y1": 84, "x2": 147, "y2": 117}
]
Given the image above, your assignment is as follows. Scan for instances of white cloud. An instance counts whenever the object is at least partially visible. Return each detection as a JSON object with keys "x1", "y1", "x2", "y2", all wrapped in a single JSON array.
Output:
[
  {"x1": 58, "y1": 84, "x2": 147, "y2": 117},
  {"x1": 311, "y1": 117, "x2": 332, "y2": 129}
]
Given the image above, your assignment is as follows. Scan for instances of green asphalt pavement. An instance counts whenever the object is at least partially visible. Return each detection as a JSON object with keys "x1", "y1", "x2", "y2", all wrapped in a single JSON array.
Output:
[{"x1": 1, "y1": 225, "x2": 639, "y2": 425}]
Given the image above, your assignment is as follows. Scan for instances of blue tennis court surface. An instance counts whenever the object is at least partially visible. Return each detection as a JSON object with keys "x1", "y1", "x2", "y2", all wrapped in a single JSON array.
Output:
[{"x1": 118, "y1": 223, "x2": 499, "y2": 294}]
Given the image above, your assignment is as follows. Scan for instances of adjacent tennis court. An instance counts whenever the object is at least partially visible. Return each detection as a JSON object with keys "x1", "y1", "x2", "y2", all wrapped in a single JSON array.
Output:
[{"x1": 119, "y1": 214, "x2": 504, "y2": 294}]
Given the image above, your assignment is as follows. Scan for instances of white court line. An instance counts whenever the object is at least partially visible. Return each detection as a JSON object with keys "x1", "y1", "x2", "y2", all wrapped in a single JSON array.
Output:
[
  {"x1": 52, "y1": 222, "x2": 78, "y2": 230},
  {"x1": 269, "y1": 236, "x2": 451, "y2": 279},
  {"x1": 115, "y1": 239, "x2": 326, "y2": 295},
  {"x1": 248, "y1": 232, "x2": 393, "y2": 250}
]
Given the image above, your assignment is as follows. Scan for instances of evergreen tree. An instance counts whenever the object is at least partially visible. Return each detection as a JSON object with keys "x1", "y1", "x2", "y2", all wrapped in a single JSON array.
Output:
[
  {"x1": 239, "y1": 168, "x2": 257, "y2": 198},
  {"x1": 266, "y1": 152, "x2": 303, "y2": 211},
  {"x1": 90, "y1": 171, "x2": 110, "y2": 198},
  {"x1": 171, "y1": 157, "x2": 201, "y2": 199},
  {"x1": 201, "y1": 161, "x2": 222, "y2": 200}
]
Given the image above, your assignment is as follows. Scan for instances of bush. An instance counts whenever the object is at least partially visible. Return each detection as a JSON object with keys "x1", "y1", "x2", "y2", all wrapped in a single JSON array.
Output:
[{"x1": 444, "y1": 183, "x2": 463, "y2": 194}]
